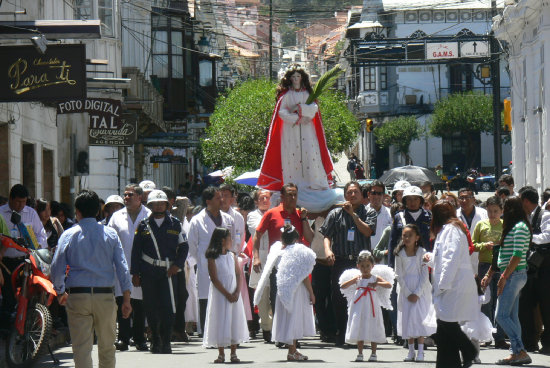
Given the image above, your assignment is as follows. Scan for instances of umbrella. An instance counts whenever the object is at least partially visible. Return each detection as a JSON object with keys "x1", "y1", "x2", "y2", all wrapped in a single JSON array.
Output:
[
  {"x1": 207, "y1": 166, "x2": 234, "y2": 178},
  {"x1": 378, "y1": 165, "x2": 444, "y2": 186},
  {"x1": 234, "y1": 169, "x2": 261, "y2": 186}
]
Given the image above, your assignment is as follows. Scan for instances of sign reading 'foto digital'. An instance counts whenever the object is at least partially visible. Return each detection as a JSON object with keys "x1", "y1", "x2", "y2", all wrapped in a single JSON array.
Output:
[
  {"x1": 57, "y1": 98, "x2": 137, "y2": 146},
  {"x1": 0, "y1": 44, "x2": 86, "y2": 102},
  {"x1": 426, "y1": 42, "x2": 459, "y2": 60}
]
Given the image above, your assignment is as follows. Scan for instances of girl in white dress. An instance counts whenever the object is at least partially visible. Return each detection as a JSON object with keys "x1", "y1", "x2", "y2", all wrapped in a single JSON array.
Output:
[
  {"x1": 340, "y1": 251, "x2": 392, "y2": 362},
  {"x1": 253, "y1": 225, "x2": 316, "y2": 361},
  {"x1": 202, "y1": 228, "x2": 249, "y2": 363},
  {"x1": 394, "y1": 224, "x2": 437, "y2": 362},
  {"x1": 461, "y1": 277, "x2": 494, "y2": 364}
]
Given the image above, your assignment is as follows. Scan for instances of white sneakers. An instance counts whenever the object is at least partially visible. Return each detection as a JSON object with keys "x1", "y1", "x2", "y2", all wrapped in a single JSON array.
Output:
[
  {"x1": 404, "y1": 351, "x2": 416, "y2": 362},
  {"x1": 368, "y1": 354, "x2": 377, "y2": 362},
  {"x1": 355, "y1": 354, "x2": 363, "y2": 362},
  {"x1": 416, "y1": 353, "x2": 424, "y2": 362}
]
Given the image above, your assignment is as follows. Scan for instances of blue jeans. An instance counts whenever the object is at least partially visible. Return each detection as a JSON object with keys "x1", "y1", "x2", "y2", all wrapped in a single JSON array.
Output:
[{"x1": 495, "y1": 269, "x2": 527, "y2": 354}]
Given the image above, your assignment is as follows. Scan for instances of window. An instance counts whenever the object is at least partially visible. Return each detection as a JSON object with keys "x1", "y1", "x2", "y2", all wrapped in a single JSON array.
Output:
[
  {"x1": 199, "y1": 60, "x2": 213, "y2": 87},
  {"x1": 98, "y1": 0, "x2": 114, "y2": 37},
  {"x1": 380, "y1": 67, "x2": 387, "y2": 90},
  {"x1": 151, "y1": 14, "x2": 184, "y2": 78},
  {"x1": 363, "y1": 67, "x2": 376, "y2": 91},
  {"x1": 74, "y1": 0, "x2": 92, "y2": 20}
]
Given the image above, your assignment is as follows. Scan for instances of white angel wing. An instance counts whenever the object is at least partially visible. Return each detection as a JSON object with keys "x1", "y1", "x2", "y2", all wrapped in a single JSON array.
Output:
[
  {"x1": 371, "y1": 264, "x2": 395, "y2": 310},
  {"x1": 339, "y1": 268, "x2": 362, "y2": 305}
]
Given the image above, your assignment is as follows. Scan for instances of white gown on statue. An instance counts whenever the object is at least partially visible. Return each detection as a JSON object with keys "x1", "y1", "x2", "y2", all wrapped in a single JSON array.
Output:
[
  {"x1": 345, "y1": 275, "x2": 387, "y2": 344},
  {"x1": 278, "y1": 90, "x2": 342, "y2": 211},
  {"x1": 395, "y1": 248, "x2": 437, "y2": 339},
  {"x1": 202, "y1": 252, "x2": 249, "y2": 347}
]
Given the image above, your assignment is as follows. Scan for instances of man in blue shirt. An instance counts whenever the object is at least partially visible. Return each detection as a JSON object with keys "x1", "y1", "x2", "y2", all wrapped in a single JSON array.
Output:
[{"x1": 51, "y1": 190, "x2": 132, "y2": 368}]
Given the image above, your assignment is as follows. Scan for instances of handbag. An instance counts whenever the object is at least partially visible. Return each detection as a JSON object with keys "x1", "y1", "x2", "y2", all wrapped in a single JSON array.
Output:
[{"x1": 527, "y1": 249, "x2": 544, "y2": 270}]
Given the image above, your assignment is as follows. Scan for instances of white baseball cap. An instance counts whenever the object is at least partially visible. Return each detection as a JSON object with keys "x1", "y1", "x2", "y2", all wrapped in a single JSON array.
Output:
[
  {"x1": 105, "y1": 195, "x2": 124, "y2": 206},
  {"x1": 139, "y1": 180, "x2": 156, "y2": 192},
  {"x1": 393, "y1": 180, "x2": 411, "y2": 192}
]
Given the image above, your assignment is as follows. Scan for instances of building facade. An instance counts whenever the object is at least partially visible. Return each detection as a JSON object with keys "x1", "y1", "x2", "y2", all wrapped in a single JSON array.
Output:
[
  {"x1": 494, "y1": 0, "x2": 550, "y2": 191},
  {"x1": 347, "y1": 0, "x2": 512, "y2": 177}
]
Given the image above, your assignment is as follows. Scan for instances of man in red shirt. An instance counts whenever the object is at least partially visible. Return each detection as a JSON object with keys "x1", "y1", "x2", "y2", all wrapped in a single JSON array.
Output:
[
  {"x1": 251, "y1": 183, "x2": 314, "y2": 347},
  {"x1": 252, "y1": 183, "x2": 314, "y2": 272}
]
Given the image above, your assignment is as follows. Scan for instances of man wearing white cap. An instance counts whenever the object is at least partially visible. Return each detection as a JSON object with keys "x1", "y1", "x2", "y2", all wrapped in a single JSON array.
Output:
[
  {"x1": 102, "y1": 195, "x2": 124, "y2": 225},
  {"x1": 108, "y1": 184, "x2": 151, "y2": 351},
  {"x1": 139, "y1": 180, "x2": 156, "y2": 205}
]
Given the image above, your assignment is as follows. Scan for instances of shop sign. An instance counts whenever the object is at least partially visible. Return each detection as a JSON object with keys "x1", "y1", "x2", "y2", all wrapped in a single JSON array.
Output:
[{"x1": 0, "y1": 44, "x2": 86, "y2": 101}]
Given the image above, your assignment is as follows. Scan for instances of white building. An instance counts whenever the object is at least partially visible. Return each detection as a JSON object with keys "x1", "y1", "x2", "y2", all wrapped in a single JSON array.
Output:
[
  {"x1": 494, "y1": 0, "x2": 550, "y2": 191},
  {"x1": 348, "y1": 0, "x2": 512, "y2": 177}
]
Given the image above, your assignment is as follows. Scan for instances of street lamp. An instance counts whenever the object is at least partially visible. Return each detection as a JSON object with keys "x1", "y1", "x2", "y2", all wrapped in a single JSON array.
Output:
[{"x1": 197, "y1": 33, "x2": 210, "y2": 53}]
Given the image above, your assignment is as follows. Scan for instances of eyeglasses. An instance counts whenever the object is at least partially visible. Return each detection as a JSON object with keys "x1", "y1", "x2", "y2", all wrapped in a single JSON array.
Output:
[
  {"x1": 370, "y1": 191, "x2": 384, "y2": 196},
  {"x1": 458, "y1": 196, "x2": 473, "y2": 201},
  {"x1": 123, "y1": 193, "x2": 135, "y2": 197}
]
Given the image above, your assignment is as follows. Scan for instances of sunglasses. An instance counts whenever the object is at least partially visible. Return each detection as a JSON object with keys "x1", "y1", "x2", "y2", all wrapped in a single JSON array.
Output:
[
  {"x1": 370, "y1": 191, "x2": 384, "y2": 196},
  {"x1": 123, "y1": 193, "x2": 135, "y2": 197}
]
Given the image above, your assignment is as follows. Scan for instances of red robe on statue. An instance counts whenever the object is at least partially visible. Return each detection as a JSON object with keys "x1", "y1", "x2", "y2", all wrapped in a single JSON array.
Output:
[{"x1": 257, "y1": 90, "x2": 333, "y2": 191}]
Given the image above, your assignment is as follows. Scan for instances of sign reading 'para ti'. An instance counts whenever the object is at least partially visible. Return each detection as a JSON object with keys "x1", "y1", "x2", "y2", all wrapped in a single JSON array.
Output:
[
  {"x1": 57, "y1": 98, "x2": 137, "y2": 146},
  {"x1": 0, "y1": 44, "x2": 86, "y2": 102}
]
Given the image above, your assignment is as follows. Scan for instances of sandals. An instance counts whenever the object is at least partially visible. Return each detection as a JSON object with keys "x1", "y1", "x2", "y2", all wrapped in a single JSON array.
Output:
[
  {"x1": 287, "y1": 351, "x2": 308, "y2": 361},
  {"x1": 214, "y1": 354, "x2": 225, "y2": 363},
  {"x1": 230, "y1": 353, "x2": 241, "y2": 363}
]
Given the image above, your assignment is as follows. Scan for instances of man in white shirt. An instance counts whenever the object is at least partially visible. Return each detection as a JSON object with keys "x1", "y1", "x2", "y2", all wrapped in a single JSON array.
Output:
[
  {"x1": 366, "y1": 181, "x2": 392, "y2": 251},
  {"x1": 456, "y1": 188, "x2": 488, "y2": 272},
  {"x1": 0, "y1": 184, "x2": 47, "y2": 330},
  {"x1": 108, "y1": 184, "x2": 151, "y2": 351},
  {"x1": 247, "y1": 189, "x2": 273, "y2": 342},
  {"x1": 187, "y1": 186, "x2": 235, "y2": 334}
]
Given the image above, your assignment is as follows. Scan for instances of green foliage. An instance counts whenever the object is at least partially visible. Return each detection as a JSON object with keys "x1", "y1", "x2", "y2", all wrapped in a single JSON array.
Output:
[
  {"x1": 279, "y1": 23, "x2": 298, "y2": 47},
  {"x1": 430, "y1": 91, "x2": 493, "y2": 136},
  {"x1": 374, "y1": 116, "x2": 424, "y2": 164},
  {"x1": 306, "y1": 64, "x2": 344, "y2": 104},
  {"x1": 201, "y1": 79, "x2": 359, "y2": 173}
]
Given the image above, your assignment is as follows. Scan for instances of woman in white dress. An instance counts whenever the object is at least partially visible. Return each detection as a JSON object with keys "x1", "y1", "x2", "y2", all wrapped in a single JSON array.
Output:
[
  {"x1": 253, "y1": 225, "x2": 316, "y2": 361},
  {"x1": 394, "y1": 224, "x2": 436, "y2": 362},
  {"x1": 202, "y1": 228, "x2": 249, "y2": 363}
]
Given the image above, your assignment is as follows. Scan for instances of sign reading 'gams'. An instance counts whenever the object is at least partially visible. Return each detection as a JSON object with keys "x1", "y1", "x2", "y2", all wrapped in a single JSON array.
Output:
[{"x1": 426, "y1": 42, "x2": 459, "y2": 60}]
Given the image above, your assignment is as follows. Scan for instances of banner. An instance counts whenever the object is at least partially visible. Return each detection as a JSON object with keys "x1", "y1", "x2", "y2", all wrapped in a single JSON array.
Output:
[
  {"x1": 57, "y1": 98, "x2": 137, "y2": 146},
  {"x1": 0, "y1": 44, "x2": 86, "y2": 101}
]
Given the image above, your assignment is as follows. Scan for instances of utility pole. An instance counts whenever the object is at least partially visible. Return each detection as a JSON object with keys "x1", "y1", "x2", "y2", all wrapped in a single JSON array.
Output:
[
  {"x1": 269, "y1": 0, "x2": 273, "y2": 80},
  {"x1": 491, "y1": 0, "x2": 503, "y2": 179}
]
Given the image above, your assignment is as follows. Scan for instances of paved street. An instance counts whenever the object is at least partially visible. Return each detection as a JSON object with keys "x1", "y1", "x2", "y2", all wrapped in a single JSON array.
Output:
[{"x1": 37, "y1": 335, "x2": 550, "y2": 367}]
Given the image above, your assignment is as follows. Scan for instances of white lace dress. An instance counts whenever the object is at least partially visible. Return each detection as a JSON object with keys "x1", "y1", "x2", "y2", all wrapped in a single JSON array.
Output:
[
  {"x1": 395, "y1": 248, "x2": 437, "y2": 339},
  {"x1": 202, "y1": 252, "x2": 249, "y2": 347},
  {"x1": 345, "y1": 275, "x2": 387, "y2": 344}
]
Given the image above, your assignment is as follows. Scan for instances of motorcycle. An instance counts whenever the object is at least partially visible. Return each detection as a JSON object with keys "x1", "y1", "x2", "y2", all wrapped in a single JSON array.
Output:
[{"x1": 1, "y1": 212, "x2": 57, "y2": 368}]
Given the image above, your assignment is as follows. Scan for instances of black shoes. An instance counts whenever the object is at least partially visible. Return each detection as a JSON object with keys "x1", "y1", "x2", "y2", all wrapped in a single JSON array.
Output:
[
  {"x1": 539, "y1": 345, "x2": 550, "y2": 355},
  {"x1": 161, "y1": 344, "x2": 172, "y2": 354},
  {"x1": 135, "y1": 342, "x2": 149, "y2": 351},
  {"x1": 262, "y1": 330, "x2": 272, "y2": 343},
  {"x1": 114, "y1": 341, "x2": 129, "y2": 351},
  {"x1": 494, "y1": 340, "x2": 511, "y2": 350}
]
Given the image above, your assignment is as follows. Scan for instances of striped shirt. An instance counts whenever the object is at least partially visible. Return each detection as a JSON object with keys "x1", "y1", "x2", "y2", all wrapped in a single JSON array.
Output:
[
  {"x1": 498, "y1": 221, "x2": 530, "y2": 271},
  {"x1": 319, "y1": 205, "x2": 377, "y2": 256}
]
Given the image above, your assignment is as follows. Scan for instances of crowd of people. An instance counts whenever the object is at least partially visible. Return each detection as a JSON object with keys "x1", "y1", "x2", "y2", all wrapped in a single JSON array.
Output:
[{"x1": 0, "y1": 173, "x2": 548, "y2": 368}]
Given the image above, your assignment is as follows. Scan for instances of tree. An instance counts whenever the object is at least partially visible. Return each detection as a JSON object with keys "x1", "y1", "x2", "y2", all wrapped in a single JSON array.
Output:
[
  {"x1": 430, "y1": 91, "x2": 493, "y2": 168},
  {"x1": 374, "y1": 116, "x2": 423, "y2": 165},
  {"x1": 201, "y1": 79, "x2": 359, "y2": 173}
]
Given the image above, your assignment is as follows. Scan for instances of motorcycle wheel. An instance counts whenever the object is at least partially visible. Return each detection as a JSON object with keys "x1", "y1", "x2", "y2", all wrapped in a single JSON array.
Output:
[{"x1": 6, "y1": 303, "x2": 52, "y2": 368}]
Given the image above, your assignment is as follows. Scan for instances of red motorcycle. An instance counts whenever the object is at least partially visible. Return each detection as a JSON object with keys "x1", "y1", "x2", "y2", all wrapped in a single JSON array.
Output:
[{"x1": 1, "y1": 216, "x2": 57, "y2": 367}]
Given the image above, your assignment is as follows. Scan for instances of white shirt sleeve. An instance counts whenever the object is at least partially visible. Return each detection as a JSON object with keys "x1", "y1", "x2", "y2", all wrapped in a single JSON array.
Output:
[{"x1": 533, "y1": 211, "x2": 550, "y2": 245}]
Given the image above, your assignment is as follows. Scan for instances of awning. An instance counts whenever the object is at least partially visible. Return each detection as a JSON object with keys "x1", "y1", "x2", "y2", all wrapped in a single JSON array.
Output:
[
  {"x1": 348, "y1": 21, "x2": 384, "y2": 30},
  {"x1": 0, "y1": 20, "x2": 101, "y2": 39}
]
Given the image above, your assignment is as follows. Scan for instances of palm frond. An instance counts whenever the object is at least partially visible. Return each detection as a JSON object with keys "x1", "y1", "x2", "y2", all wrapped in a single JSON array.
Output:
[{"x1": 305, "y1": 64, "x2": 344, "y2": 104}]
